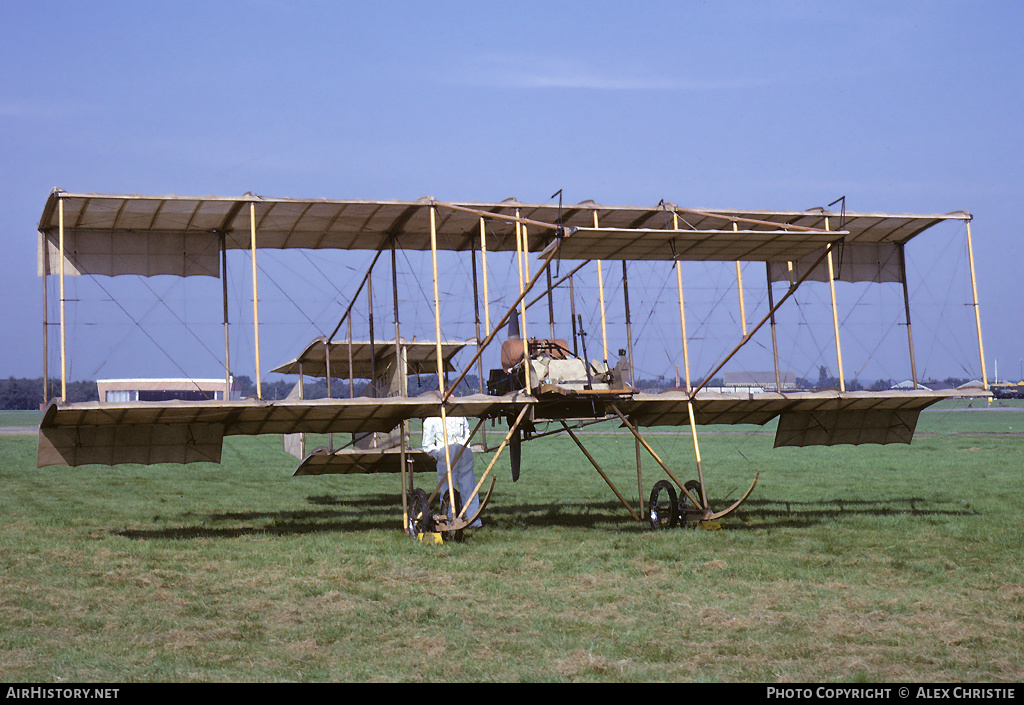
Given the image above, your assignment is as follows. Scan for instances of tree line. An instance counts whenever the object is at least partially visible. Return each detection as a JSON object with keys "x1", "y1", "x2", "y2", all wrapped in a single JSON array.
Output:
[
  {"x1": 0, "y1": 374, "x2": 483, "y2": 409},
  {"x1": 632, "y1": 368, "x2": 974, "y2": 393},
  {"x1": 1, "y1": 372, "x2": 975, "y2": 410},
  {"x1": 1, "y1": 378, "x2": 98, "y2": 409},
  {"x1": 231, "y1": 374, "x2": 482, "y2": 400}
]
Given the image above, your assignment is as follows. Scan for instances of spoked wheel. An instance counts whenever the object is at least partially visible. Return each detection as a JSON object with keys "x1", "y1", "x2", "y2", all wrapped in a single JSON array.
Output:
[
  {"x1": 406, "y1": 488, "x2": 433, "y2": 538},
  {"x1": 679, "y1": 480, "x2": 705, "y2": 527},
  {"x1": 438, "y1": 489, "x2": 465, "y2": 543},
  {"x1": 648, "y1": 480, "x2": 678, "y2": 530}
]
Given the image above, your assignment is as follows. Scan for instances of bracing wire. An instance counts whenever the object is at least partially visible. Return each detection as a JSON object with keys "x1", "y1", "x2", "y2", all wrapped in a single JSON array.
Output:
[
  {"x1": 86, "y1": 281, "x2": 168, "y2": 379},
  {"x1": 255, "y1": 257, "x2": 325, "y2": 335},
  {"x1": 85, "y1": 276, "x2": 209, "y2": 392},
  {"x1": 135, "y1": 275, "x2": 225, "y2": 368}
]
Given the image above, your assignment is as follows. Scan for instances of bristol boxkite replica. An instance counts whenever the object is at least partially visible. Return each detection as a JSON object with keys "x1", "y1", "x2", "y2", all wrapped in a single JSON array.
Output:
[{"x1": 35, "y1": 190, "x2": 991, "y2": 538}]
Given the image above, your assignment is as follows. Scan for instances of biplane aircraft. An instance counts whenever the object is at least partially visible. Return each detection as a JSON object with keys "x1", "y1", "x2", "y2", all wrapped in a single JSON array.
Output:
[{"x1": 34, "y1": 190, "x2": 991, "y2": 539}]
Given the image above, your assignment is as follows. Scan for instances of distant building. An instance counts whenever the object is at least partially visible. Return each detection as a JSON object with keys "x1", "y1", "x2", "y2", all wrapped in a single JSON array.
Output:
[
  {"x1": 990, "y1": 382, "x2": 1024, "y2": 399},
  {"x1": 719, "y1": 370, "x2": 797, "y2": 393},
  {"x1": 96, "y1": 378, "x2": 241, "y2": 403},
  {"x1": 890, "y1": 380, "x2": 933, "y2": 391}
]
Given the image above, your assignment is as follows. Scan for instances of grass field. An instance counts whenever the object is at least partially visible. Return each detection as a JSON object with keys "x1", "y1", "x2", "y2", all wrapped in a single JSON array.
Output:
[{"x1": 1, "y1": 403, "x2": 1022, "y2": 682}]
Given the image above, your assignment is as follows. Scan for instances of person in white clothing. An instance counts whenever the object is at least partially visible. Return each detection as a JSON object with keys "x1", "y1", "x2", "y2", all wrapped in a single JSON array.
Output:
[{"x1": 421, "y1": 416, "x2": 482, "y2": 528}]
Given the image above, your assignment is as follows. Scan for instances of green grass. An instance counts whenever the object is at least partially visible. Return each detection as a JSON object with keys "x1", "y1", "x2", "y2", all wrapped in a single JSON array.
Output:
[
  {"x1": 1, "y1": 409, "x2": 1022, "y2": 682},
  {"x1": 0, "y1": 410, "x2": 43, "y2": 428}
]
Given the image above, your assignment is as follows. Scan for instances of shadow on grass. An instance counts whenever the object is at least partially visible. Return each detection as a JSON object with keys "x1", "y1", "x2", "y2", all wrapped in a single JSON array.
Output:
[
  {"x1": 723, "y1": 496, "x2": 980, "y2": 531},
  {"x1": 113, "y1": 493, "x2": 640, "y2": 540},
  {"x1": 115, "y1": 493, "x2": 400, "y2": 540},
  {"x1": 113, "y1": 493, "x2": 978, "y2": 540}
]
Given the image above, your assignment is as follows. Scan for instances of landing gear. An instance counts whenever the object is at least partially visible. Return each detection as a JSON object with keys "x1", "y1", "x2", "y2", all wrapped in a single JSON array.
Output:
[
  {"x1": 679, "y1": 480, "x2": 704, "y2": 527},
  {"x1": 406, "y1": 487, "x2": 467, "y2": 543},
  {"x1": 438, "y1": 489, "x2": 465, "y2": 543},
  {"x1": 648, "y1": 480, "x2": 678, "y2": 530},
  {"x1": 407, "y1": 488, "x2": 433, "y2": 538},
  {"x1": 647, "y1": 479, "x2": 706, "y2": 530}
]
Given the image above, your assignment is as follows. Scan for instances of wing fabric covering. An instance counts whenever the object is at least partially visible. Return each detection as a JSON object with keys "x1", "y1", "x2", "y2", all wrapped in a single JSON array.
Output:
[
  {"x1": 38, "y1": 421, "x2": 225, "y2": 467},
  {"x1": 617, "y1": 390, "x2": 962, "y2": 448},
  {"x1": 37, "y1": 193, "x2": 971, "y2": 276},
  {"x1": 773, "y1": 409, "x2": 920, "y2": 447},
  {"x1": 291, "y1": 448, "x2": 437, "y2": 476},
  {"x1": 36, "y1": 395, "x2": 529, "y2": 468}
]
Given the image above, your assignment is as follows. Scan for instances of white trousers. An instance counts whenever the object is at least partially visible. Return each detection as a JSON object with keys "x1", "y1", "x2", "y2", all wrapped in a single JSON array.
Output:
[{"x1": 429, "y1": 444, "x2": 482, "y2": 528}]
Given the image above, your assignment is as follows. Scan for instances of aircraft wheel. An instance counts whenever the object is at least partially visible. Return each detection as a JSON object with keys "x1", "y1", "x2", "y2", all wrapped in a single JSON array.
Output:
[
  {"x1": 438, "y1": 489, "x2": 465, "y2": 543},
  {"x1": 407, "y1": 488, "x2": 432, "y2": 538},
  {"x1": 648, "y1": 480, "x2": 678, "y2": 530},
  {"x1": 679, "y1": 480, "x2": 704, "y2": 527}
]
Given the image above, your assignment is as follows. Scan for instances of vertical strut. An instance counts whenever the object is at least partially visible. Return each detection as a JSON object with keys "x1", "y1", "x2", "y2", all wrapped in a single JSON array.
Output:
[
  {"x1": 621, "y1": 261, "x2": 635, "y2": 387},
  {"x1": 429, "y1": 206, "x2": 457, "y2": 517},
  {"x1": 734, "y1": 222, "x2": 747, "y2": 336},
  {"x1": 470, "y1": 247, "x2": 483, "y2": 391},
  {"x1": 368, "y1": 271, "x2": 375, "y2": 395},
  {"x1": 673, "y1": 213, "x2": 692, "y2": 393},
  {"x1": 622, "y1": 260, "x2": 642, "y2": 515},
  {"x1": 594, "y1": 212, "x2": 609, "y2": 368},
  {"x1": 391, "y1": 238, "x2": 403, "y2": 393},
  {"x1": 898, "y1": 244, "x2": 918, "y2": 390},
  {"x1": 966, "y1": 220, "x2": 988, "y2": 390},
  {"x1": 392, "y1": 238, "x2": 411, "y2": 528},
  {"x1": 765, "y1": 263, "x2": 782, "y2": 394},
  {"x1": 670, "y1": 215, "x2": 706, "y2": 506},
  {"x1": 249, "y1": 202, "x2": 262, "y2": 400},
  {"x1": 41, "y1": 233, "x2": 49, "y2": 404},
  {"x1": 470, "y1": 246, "x2": 487, "y2": 447},
  {"x1": 347, "y1": 319, "x2": 354, "y2": 397},
  {"x1": 569, "y1": 273, "x2": 579, "y2": 356},
  {"x1": 479, "y1": 217, "x2": 491, "y2": 337},
  {"x1": 515, "y1": 213, "x2": 532, "y2": 396},
  {"x1": 546, "y1": 267, "x2": 556, "y2": 341},
  {"x1": 222, "y1": 233, "x2": 231, "y2": 401},
  {"x1": 825, "y1": 218, "x2": 845, "y2": 392},
  {"x1": 58, "y1": 195, "x2": 67, "y2": 402}
]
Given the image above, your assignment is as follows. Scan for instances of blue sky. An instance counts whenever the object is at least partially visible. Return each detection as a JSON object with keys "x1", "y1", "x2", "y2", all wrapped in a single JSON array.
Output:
[{"x1": 3, "y1": 1, "x2": 1022, "y2": 387}]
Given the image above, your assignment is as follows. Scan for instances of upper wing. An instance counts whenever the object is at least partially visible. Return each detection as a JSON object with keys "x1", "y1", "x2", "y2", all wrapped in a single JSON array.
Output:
[{"x1": 38, "y1": 191, "x2": 969, "y2": 276}]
